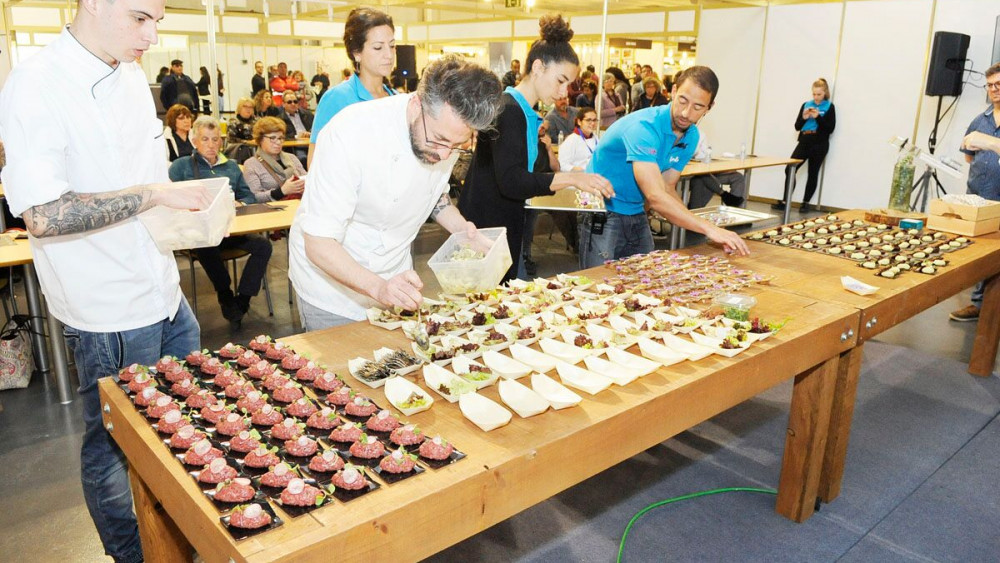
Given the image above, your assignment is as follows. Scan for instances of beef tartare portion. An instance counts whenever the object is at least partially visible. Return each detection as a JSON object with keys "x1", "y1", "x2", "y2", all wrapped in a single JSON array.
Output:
[
  {"x1": 418, "y1": 436, "x2": 455, "y2": 461},
  {"x1": 308, "y1": 450, "x2": 345, "y2": 473},
  {"x1": 379, "y1": 448, "x2": 417, "y2": 474},
  {"x1": 214, "y1": 478, "x2": 255, "y2": 503},
  {"x1": 229, "y1": 503, "x2": 271, "y2": 529},
  {"x1": 279, "y1": 478, "x2": 324, "y2": 506},
  {"x1": 199, "y1": 457, "x2": 238, "y2": 484},
  {"x1": 349, "y1": 434, "x2": 384, "y2": 459},
  {"x1": 330, "y1": 465, "x2": 368, "y2": 491},
  {"x1": 184, "y1": 439, "x2": 223, "y2": 466},
  {"x1": 389, "y1": 424, "x2": 424, "y2": 447}
]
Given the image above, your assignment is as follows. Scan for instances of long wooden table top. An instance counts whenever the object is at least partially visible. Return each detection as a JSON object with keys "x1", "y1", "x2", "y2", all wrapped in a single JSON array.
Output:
[
  {"x1": 0, "y1": 239, "x2": 34, "y2": 267},
  {"x1": 229, "y1": 200, "x2": 299, "y2": 237},
  {"x1": 99, "y1": 262, "x2": 860, "y2": 562}
]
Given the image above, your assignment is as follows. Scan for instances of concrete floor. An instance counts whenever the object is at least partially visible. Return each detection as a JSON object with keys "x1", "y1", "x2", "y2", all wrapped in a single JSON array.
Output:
[{"x1": 0, "y1": 200, "x2": 989, "y2": 562}]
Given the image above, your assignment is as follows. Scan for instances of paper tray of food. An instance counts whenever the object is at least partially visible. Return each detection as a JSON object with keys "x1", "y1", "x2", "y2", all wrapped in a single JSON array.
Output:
[
  {"x1": 691, "y1": 205, "x2": 775, "y2": 227},
  {"x1": 527, "y1": 188, "x2": 606, "y2": 213}
]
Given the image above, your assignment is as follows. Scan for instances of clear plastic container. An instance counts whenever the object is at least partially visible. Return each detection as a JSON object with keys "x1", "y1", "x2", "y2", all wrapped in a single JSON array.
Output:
[
  {"x1": 427, "y1": 227, "x2": 512, "y2": 294},
  {"x1": 138, "y1": 177, "x2": 235, "y2": 252},
  {"x1": 712, "y1": 293, "x2": 757, "y2": 321}
]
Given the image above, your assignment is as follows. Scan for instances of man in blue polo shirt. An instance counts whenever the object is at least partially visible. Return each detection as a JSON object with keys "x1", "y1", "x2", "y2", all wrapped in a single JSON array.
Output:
[
  {"x1": 950, "y1": 63, "x2": 1000, "y2": 322},
  {"x1": 579, "y1": 66, "x2": 749, "y2": 268}
]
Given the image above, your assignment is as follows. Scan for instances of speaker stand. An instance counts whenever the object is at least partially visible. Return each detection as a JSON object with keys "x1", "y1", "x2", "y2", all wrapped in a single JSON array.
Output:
[{"x1": 909, "y1": 95, "x2": 949, "y2": 211}]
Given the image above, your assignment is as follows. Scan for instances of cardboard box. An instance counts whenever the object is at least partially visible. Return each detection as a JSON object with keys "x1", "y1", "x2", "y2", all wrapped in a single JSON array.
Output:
[
  {"x1": 926, "y1": 214, "x2": 1000, "y2": 237},
  {"x1": 928, "y1": 198, "x2": 1000, "y2": 222}
]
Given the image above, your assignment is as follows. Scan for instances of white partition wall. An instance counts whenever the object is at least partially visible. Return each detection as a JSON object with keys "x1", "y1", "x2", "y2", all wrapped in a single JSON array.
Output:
[
  {"x1": 749, "y1": 2, "x2": 842, "y2": 202},
  {"x1": 821, "y1": 0, "x2": 933, "y2": 210},
  {"x1": 695, "y1": 7, "x2": 766, "y2": 159}
]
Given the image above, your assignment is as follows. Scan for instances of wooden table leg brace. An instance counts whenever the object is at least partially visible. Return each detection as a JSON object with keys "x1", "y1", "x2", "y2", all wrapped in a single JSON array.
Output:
[
  {"x1": 129, "y1": 465, "x2": 194, "y2": 563},
  {"x1": 776, "y1": 356, "x2": 838, "y2": 522},
  {"x1": 969, "y1": 272, "x2": 1000, "y2": 377}
]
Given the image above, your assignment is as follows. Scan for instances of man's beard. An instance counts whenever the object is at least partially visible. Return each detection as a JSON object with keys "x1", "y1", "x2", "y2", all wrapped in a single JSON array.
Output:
[{"x1": 408, "y1": 120, "x2": 442, "y2": 165}]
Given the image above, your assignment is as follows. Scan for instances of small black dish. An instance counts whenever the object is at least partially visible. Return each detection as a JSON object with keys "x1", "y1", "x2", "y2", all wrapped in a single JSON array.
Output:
[
  {"x1": 219, "y1": 501, "x2": 283, "y2": 541},
  {"x1": 373, "y1": 461, "x2": 426, "y2": 485}
]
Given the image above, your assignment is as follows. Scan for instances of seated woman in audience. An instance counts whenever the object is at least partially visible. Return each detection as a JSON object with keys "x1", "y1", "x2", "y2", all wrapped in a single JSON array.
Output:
[
  {"x1": 292, "y1": 70, "x2": 317, "y2": 111},
  {"x1": 599, "y1": 74, "x2": 625, "y2": 129},
  {"x1": 558, "y1": 108, "x2": 598, "y2": 171},
  {"x1": 228, "y1": 98, "x2": 257, "y2": 143},
  {"x1": 168, "y1": 116, "x2": 273, "y2": 329},
  {"x1": 575, "y1": 80, "x2": 597, "y2": 109},
  {"x1": 458, "y1": 14, "x2": 612, "y2": 281},
  {"x1": 163, "y1": 104, "x2": 194, "y2": 162},
  {"x1": 243, "y1": 117, "x2": 306, "y2": 202},
  {"x1": 253, "y1": 89, "x2": 280, "y2": 118},
  {"x1": 632, "y1": 77, "x2": 668, "y2": 112}
]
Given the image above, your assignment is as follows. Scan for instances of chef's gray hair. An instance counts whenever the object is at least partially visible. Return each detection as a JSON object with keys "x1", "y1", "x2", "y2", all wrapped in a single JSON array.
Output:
[{"x1": 417, "y1": 55, "x2": 502, "y2": 132}]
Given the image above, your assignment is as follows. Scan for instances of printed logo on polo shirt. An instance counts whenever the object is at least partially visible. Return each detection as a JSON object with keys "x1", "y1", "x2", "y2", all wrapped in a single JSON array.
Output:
[
  {"x1": 669, "y1": 156, "x2": 680, "y2": 164},
  {"x1": 642, "y1": 147, "x2": 657, "y2": 156}
]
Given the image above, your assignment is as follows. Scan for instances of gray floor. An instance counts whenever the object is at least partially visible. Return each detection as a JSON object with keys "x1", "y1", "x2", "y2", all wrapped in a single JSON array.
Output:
[{"x1": 0, "y1": 200, "x2": 996, "y2": 562}]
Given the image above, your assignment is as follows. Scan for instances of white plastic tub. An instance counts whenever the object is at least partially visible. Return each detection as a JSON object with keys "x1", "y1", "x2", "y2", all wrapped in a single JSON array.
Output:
[
  {"x1": 427, "y1": 227, "x2": 512, "y2": 294},
  {"x1": 138, "y1": 178, "x2": 235, "y2": 252}
]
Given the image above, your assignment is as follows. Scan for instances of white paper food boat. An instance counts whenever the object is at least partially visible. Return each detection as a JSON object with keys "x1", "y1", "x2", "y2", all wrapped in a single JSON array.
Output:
[
  {"x1": 607, "y1": 315, "x2": 647, "y2": 339},
  {"x1": 509, "y1": 343, "x2": 558, "y2": 373},
  {"x1": 539, "y1": 338, "x2": 594, "y2": 364},
  {"x1": 555, "y1": 273, "x2": 595, "y2": 291},
  {"x1": 538, "y1": 310, "x2": 569, "y2": 329},
  {"x1": 366, "y1": 307, "x2": 406, "y2": 331},
  {"x1": 459, "y1": 392, "x2": 512, "y2": 432},
  {"x1": 493, "y1": 320, "x2": 541, "y2": 346},
  {"x1": 660, "y1": 333, "x2": 716, "y2": 362},
  {"x1": 689, "y1": 332, "x2": 750, "y2": 358},
  {"x1": 451, "y1": 355, "x2": 501, "y2": 389},
  {"x1": 347, "y1": 357, "x2": 389, "y2": 388},
  {"x1": 559, "y1": 329, "x2": 612, "y2": 355},
  {"x1": 585, "y1": 323, "x2": 637, "y2": 349},
  {"x1": 605, "y1": 348, "x2": 661, "y2": 377},
  {"x1": 480, "y1": 350, "x2": 532, "y2": 380},
  {"x1": 594, "y1": 283, "x2": 632, "y2": 298},
  {"x1": 421, "y1": 363, "x2": 475, "y2": 403},
  {"x1": 466, "y1": 328, "x2": 512, "y2": 352},
  {"x1": 530, "y1": 373, "x2": 582, "y2": 409},
  {"x1": 636, "y1": 338, "x2": 688, "y2": 367},
  {"x1": 583, "y1": 355, "x2": 641, "y2": 386},
  {"x1": 506, "y1": 278, "x2": 540, "y2": 295},
  {"x1": 554, "y1": 361, "x2": 613, "y2": 395},
  {"x1": 497, "y1": 379, "x2": 550, "y2": 418},
  {"x1": 562, "y1": 305, "x2": 603, "y2": 325},
  {"x1": 383, "y1": 376, "x2": 434, "y2": 416},
  {"x1": 372, "y1": 347, "x2": 421, "y2": 376}
]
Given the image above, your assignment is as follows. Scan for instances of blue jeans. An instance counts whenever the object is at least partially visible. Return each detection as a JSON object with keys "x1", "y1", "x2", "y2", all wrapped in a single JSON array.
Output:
[
  {"x1": 64, "y1": 299, "x2": 200, "y2": 563},
  {"x1": 972, "y1": 281, "x2": 984, "y2": 309},
  {"x1": 578, "y1": 211, "x2": 654, "y2": 269}
]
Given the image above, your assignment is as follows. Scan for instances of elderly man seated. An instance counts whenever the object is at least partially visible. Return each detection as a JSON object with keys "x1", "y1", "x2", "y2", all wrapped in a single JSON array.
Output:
[{"x1": 168, "y1": 115, "x2": 273, "y2": 328}]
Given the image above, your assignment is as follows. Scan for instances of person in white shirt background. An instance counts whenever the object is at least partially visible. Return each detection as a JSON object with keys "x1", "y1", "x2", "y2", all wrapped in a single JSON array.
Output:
[
  {"x1": 558, "y1": 108, "x2": 599, "y2": 171},
  {"x1": 0, "y1": 0, "x2": 210, "y2": 560},
  {"x1": 288, "y1": 55, "x2": 503, "y2": 330}
]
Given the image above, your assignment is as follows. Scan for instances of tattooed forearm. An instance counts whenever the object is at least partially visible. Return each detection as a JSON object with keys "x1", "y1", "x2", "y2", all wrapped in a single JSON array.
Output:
[
  {"x1": 430, "y1": 193, "x2": 452, "y2": 219},
  {"x1": 22, "y1": 188, "x2": 154, "y2": 238}
]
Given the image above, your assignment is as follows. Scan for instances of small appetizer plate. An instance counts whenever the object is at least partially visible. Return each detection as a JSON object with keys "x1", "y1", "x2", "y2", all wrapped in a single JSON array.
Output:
[
  {"x1": 530, "y1": 373, "x2": 582, "y2": 409},
  {"x1": 497, "y1": 379, "x2": 550, "y2": 418},
  {"x1": 383, "y1": 376, "x2": 434, "y2": 416},
  {"x1": 458, "y1": 392, "x2": 512, "y2": 432}
]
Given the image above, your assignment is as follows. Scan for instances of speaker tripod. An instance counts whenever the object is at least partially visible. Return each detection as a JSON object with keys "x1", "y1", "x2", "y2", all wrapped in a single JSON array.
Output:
[{"x1": 909, "y1": 94, "x2": 951, "y2": 212}]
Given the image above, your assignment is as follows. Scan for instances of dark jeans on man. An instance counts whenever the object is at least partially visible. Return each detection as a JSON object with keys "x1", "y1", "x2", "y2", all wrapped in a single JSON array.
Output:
[
  {"x1": 790, "y1": 138, "x2": 829, "y2": 204},
  {"x1": 578, "y1": 211, "x2": 654, "y2": 269},
  {"x1": 687, "y1": 172, "x2": 747, "y2": 209},
  {"x1": 64, "y1": 299, "x2": 200, "y2": 563},
  {"x1": 193, "y1": 234, "x2": 272, "y2": 298}
]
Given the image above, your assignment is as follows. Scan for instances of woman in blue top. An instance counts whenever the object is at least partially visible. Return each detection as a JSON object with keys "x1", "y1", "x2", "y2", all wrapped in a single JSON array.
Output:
[
  {"x1": 307, "y1": 7, "x2": 396, "y2": 168},
  {"x1": 774, "y1": 78, "x2": 836, "y2": 212},
  {"x1": 458, "y1": 14, "x2": 613, "y2": 282}
]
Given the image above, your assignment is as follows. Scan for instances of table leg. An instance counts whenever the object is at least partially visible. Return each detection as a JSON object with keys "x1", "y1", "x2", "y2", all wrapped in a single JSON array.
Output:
[
  {"x1": 819, "y1": 344, "x2": 863, "y2": 502},
  {"x1": 969, "y1": 272, "x2": 1000, "y2": 377},
  {"x1": 670, "y1": 177, "x2": 693, "y2": 250},
  {"x1": 46, "y1": 311, "x2": 73, "y2": 404},
  {"x1": 783, "y1": 164, "x2": 796, "y2": 224},
  {"x1": 129, "y1": 465, "x2": 194, "y2": 563},
  {"x1": 22, "y1": 264, "x2": 50, "y2": 375},
  {"x1": 775, "y1": 355, "x2": 837, "y2": 522},
  {"x1": 742, "y1": 168, "x2": 752, "y2": 209}
]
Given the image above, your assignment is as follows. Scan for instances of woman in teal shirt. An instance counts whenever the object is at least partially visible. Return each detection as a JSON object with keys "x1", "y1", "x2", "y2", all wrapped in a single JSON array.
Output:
[{"x1": 307, "y1": 7, "x2": 396, "y2": 168}]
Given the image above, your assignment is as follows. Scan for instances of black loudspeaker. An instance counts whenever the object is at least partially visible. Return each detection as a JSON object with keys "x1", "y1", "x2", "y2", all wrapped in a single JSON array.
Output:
[
  {"x1": 925, "y1": 31, "x2": 970, "y2": 96},
  {"x1": 397, "y1": 45, "x2": 417, "y2": 79}
]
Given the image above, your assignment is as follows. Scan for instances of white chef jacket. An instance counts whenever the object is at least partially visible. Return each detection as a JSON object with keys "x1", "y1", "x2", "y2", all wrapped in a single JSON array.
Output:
[
  {"x1": 289, "y1": 93, "x2": 455, "y2": 321},
  {"x1": 0, "y1": 27, "x2": 182, "y2": 332}
]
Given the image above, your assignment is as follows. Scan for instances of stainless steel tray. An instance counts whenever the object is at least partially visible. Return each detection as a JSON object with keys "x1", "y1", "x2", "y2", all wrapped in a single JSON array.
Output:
[{"x1": 691, "y1": 206, "x2": 776, "y2": 227}]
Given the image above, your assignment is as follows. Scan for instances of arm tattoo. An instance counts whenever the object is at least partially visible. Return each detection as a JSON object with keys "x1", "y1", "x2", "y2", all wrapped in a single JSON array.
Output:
[
  {"x1": 430, "y1": 193, "x2": 452, "y2": 219},
  {"x1": 22, "y1": 188, "x2": 153, "y2": 238}
]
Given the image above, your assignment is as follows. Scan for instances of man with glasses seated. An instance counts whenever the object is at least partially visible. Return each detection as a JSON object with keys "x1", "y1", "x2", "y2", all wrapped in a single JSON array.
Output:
[
  {"x1": 579, "y1": 66, "x2": 750, "y2": 268},
  {"x1": 949, "y1": 62, "x2": 1000, "y2": 322},
  {"x1": 288, "y1": 55, "x2": 503, "y2": 331},
  {"x1": 279, "y1": 91, "x2": 313, "y2": 166},
  {"x1": 169, "y1": 116, "x2": 273, "y2": 329}
]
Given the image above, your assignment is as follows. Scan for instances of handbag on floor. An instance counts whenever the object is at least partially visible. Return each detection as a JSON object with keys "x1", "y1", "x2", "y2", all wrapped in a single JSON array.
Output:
[{"x1": 0, "y1": 314, "x2": 33, "y2": 390}]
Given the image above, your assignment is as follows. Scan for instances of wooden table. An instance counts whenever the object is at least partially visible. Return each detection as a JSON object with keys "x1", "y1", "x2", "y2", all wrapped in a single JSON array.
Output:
[
  {"x1": 99, "y1": 268, "x2": 864, "y2": 561},
  {"x1": 230, "y1": 201, "x2": 299, "y2": 236}
]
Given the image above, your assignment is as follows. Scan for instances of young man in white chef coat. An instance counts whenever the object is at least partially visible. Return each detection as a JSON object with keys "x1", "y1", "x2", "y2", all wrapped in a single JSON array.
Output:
[
  {"x1": 289, "y1": 55, "x2": 503, "y2": 331},
  {"x1": 0, "y1": 0, "x2": 209, "y2": 561}
]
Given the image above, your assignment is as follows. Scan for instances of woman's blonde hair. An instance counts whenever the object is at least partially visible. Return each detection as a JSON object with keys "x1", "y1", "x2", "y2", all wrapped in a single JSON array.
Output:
[
  {"x1": 236, "y1": 97, "x2": 254, "y2": 112},
  {"x1": 813, "y1": 78, "x2": 830, "y2": 100}
]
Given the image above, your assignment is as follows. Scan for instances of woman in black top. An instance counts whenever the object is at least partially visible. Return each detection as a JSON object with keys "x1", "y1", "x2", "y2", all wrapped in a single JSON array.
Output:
[
  {"x1": 773, "y1": 77, "x2": 836, "y2": 212},
  {"x1": 197, "y1": 66, "x2": 212, "y2": 113},
  {"x1": 163, "y1": 104, "x2": 194, "y2": 162},
  {"x1": 458, "y1": 14, "x2": 613, "y2": 281},
  {"x1": 632, "y1": 77, "x2": 668, "y2": 112}
]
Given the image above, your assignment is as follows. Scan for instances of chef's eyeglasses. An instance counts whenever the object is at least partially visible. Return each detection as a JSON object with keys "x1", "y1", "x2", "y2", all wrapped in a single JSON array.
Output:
[{"x1": 420, "y1": 105, "x2": 474, "y2": 156}]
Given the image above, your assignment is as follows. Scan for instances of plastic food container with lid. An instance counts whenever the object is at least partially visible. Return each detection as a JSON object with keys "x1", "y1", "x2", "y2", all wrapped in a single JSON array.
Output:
[
  {"x1": 138, "y1": 178, "x2": 235, "y2": 252},
  {"x1": 427, "y1": 227, "x2": 512, "y2": 294}
]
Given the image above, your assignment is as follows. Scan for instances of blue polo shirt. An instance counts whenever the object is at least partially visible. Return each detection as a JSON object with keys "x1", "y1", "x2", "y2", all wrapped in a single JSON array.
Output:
[
  {"x1": 310, "y1": 73, "x2": 395, "y2": 143},
  {"x1": 963, "y1": 106, "x2": 1000, "y2": 200},
  {"x1": 589, "y1": 103, "x2": 699, "y2": 215},
  {"x1": 505, "y1": 87, "x2": 541, "y2": 172}
]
